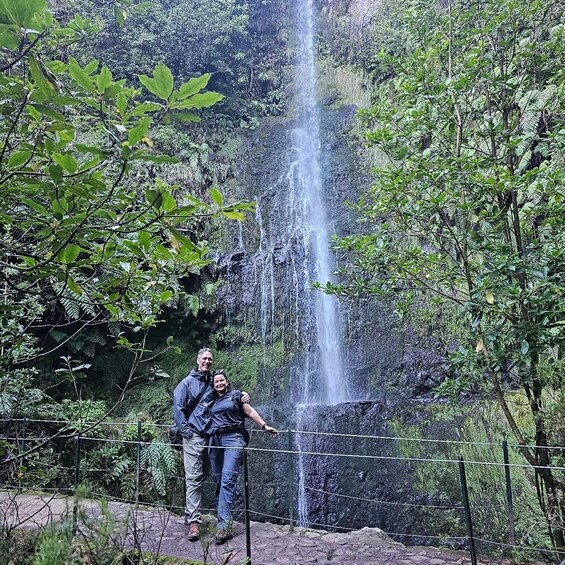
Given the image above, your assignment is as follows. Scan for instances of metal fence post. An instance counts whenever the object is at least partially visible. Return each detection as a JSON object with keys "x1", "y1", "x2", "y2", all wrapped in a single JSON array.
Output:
[
  {"x1": 242, "y1": 446, "x2": 252, "y2": 565},
  {"x1": 18, "y1": 418, "x2": 28, "y2": 493},
  {"x1": 459, "y1": 456, "x2": 477, "y2": 565},
  {"x1": 502, "y1": 440, "x2": 516, "y2": 547},
  {"x1": 132, "y1": 420, "x2": 143, "y2": 554},
  {"x1": 135, "y1": 420, "x2": 142, "y2": 509},
  {"x1": 73, "y1": 435, "x2": 82, "y2": 533},
  {"x1": 288, "y1": 429, "x2": 294, "y2": 531}
]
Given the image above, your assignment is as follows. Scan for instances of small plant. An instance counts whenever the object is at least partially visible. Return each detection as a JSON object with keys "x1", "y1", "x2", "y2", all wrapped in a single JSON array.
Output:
[{"x1": 32, "y1": 524, "x2": 76, "y2": 565}]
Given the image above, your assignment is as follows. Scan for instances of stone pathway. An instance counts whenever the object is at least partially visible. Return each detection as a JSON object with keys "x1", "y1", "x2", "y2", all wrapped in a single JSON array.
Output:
[{"x1": 0, "y1": 492, "x2": 520, "y2": 565}]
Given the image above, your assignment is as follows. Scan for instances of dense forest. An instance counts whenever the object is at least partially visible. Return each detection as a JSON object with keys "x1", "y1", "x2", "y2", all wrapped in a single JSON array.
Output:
[{"x1": 1, "y1": 0, "x2": 564, "y2": 563}]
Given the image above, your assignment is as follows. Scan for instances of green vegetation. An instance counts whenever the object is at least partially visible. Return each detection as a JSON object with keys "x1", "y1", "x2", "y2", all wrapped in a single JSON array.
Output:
[
  {"x1": 0, "y1": 496, "x2": 208, "y2": 564},
  {"x1": 66, "y1": 0, "x2": 290, "y2": 133},
  {"x1": 213, "y1": 339, "x2": 289, "y2": 398},
  {"x1": 2, "y1": 0, "x2": 564, "y2": 561},
  {"x1": 390, "y1": 402, "x2": 548, "y2": 561},
  {"x1": 0, "y1": 1, "x2": 255, "y2": 560},
  {"x1": 0, "y1": 0, "x2": 255, "y2": 422},
  {"x1": 331, "y1": 0, "x2": 565, "y2": 554}
]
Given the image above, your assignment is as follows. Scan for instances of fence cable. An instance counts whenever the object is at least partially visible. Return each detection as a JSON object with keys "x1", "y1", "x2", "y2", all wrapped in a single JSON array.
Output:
[
  {"x1": 6, "y1": 431, "x2": 565, "y2": 471},
  {"x1": 7, "y1": 418, "x2": 565, "y2": 452},
  {"x1": 299, "y1": 484, "x2": 465, "y2": 510}
]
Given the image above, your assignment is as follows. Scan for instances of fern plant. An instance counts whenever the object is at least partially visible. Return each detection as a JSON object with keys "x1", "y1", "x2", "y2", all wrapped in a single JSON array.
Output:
[{"x1": 141, "y1": 440, "x2": 178, "y2": 498}]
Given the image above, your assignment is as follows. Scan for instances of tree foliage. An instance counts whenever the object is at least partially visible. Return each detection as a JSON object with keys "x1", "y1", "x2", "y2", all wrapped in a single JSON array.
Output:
[
  {"x1": 0, "y1": 0, "x2": 253, "y2": 417},
  {"x1": 332, "y1": 0, "x2": 565, "y2": 553},
  {"x1": 65, "y1": 0, "x2": 290, "y2": 131}
]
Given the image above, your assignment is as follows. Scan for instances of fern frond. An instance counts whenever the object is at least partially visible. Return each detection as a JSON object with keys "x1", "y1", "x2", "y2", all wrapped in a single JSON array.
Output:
[
  {"x1": 59, "y1": 296, "x2": 82, "y2": 320},
  {"x1": 141, "y1": 440, "x2": 177, "y2": 497},
  {"x1": 88, "y1": 332, "x2": 107, "y2": 345}
]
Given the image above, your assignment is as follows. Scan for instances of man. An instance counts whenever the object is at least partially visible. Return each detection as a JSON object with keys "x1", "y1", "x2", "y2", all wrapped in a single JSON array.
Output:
[{"x1": 173, "y1": 347, "x2": 249, "y2": 541}]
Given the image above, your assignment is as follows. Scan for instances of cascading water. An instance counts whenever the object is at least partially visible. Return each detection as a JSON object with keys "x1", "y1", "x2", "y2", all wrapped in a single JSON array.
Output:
[
  {"x1": 222, "y1": 0, "x2": 351, "y2": 529},
  {"x1": 207, "y1": 0, "x2": 441, "y2": 539},
  {"x1": 290, "y1": 0, "x2": 349, "y2": 526},
  {"x1": 291, "y1": 0, "x2": 347, "y2": 407}
]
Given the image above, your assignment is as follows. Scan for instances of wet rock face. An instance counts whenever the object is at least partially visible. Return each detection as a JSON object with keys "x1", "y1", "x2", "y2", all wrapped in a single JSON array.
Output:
[
  {"x1": 215, "y1": 104, "x2": 448, "y2": 405},
  {"x1": 246, "y1": 401, "x2": 464, "y2": 545},
  {"x1": 210, "y1": 54, "x2": 451, "y2": 538}
]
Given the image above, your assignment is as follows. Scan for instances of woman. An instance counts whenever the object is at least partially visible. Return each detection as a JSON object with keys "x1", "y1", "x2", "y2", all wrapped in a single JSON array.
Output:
[{"x1": 209, "y1": 370, "x2": 278, "y2": 544}]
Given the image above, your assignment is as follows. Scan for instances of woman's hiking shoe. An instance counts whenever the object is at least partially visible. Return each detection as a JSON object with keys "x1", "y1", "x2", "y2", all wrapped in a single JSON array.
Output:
[
  {"x1": 215, "y1": 529, "x2": 228, "y2": 545},
  {"x1": 187, "y1": 523, "x2": 200, "y2": 542}
]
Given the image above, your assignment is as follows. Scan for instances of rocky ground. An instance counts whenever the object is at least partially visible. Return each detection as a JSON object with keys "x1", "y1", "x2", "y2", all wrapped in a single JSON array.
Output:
[{"x1": 0, "y1": 492, "x2": 524, "y2": 565}]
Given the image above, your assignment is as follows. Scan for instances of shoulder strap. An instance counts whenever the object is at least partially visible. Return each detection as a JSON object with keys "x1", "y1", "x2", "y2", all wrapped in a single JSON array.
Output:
[{"x1": 185, "y1": 376, "x2": 209, "y2": 414}]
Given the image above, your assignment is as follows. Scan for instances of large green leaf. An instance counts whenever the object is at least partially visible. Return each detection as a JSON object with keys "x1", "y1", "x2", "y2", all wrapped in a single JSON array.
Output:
[
  {"x1": 66, "y1": 276, "x2": 83, "y2": 296},
  {"x1": 8, "y1": 151, "x2": 32, "y2": 169},
  {"x1": 96, "y1": 65, "x2": 113, "y2": 92},
  {"x1": 130, "y1": 102, "x2": 162, "y2": 116},
  {"x1": 83, "y1": 59, "x2": 99, "y2": 75},
  {"x1": 173, "y1": 92, "x2": 224, "y2": 110},
  {"x1": 30, "y1": 104, "x2": 66, "y2": 122},
  {"x1": 57, "y1": 244, "x2": 81, "y2": 264},
  {"x1": 0, "y1": 0, "x2": 46, "y2": 27},
  {"x1": 52, "y1": 153, "x2": 77, "y2": 173},
  {"x1": 177, "y1": 73, "x2": 211, "y2": 99},
  {"x1": 128, "y1": 116, "x2": 151, "y2": 146},
  {"x1": 138, "y1": 62, "x2": 174, "y2": 101},
  {"x1": 68, "y1": 57, "x2": 96, "y2": 94},
  {"x1": 138, "y1": 231, "x2": 151, "y2": 250},
  {"x1": 210, "y1": 188, "x2": 223, "y2": 207},
  {"x1": 169, "y1": 228, "x2": 199, "y2": 252},
  {"x1": 222, "y1": 210, "x2": 245, "y2": 221},
  {"x1": 0, "y1": 23, "x2": 19, "y2": 50},
  {"x1": 21, "y1": 198, "x2": 48, "y2": 215}
]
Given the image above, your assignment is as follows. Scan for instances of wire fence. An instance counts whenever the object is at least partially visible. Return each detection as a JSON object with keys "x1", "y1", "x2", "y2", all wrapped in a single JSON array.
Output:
[{"x1": 1, "y1": 418, "x2": 565, "y2": 564}]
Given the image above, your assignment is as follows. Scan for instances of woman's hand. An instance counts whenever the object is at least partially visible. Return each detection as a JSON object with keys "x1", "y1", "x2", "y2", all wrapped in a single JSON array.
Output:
[{"x1": 264, "y1": 425, "x2": 278, "y2": 437}]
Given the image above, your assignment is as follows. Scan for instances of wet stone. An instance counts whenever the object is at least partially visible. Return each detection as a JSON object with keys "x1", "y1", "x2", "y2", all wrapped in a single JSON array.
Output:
[{"x1": 298, "y1": 539, "x2": 320, "y2": 547}]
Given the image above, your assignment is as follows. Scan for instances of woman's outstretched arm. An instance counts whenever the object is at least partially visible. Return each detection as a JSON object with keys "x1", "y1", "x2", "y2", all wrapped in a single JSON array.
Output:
[{"x1": 242, "y1": 403, "x2": 278, "y2": 436}]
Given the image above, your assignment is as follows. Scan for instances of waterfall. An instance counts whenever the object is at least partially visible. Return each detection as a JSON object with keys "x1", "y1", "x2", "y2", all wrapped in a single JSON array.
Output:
[
  {"x1": 290, "y1": 0, "x2": 349, "y2": 527},
  {"x1": 292, "y1": 0, "x2": 348, "y2": 407},
  {"x1": 231, "y1": 0, "x2": 350, "y2": 529}
]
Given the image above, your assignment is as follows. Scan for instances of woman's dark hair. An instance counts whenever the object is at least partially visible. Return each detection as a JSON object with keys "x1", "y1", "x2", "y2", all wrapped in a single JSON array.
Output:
[{"x1": 212, "y1": 370, "x2": 233, "y2": 393}]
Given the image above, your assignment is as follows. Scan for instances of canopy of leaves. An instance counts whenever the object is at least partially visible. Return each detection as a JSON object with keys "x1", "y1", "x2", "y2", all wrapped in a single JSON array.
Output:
[
  {"x1": 336, "y1": 0, "x2": 565, "y2": 403},
  {"x1": 0, "y1": 0, "x2": 253, "y2": 407},
  {"x1": 332, "y1": 0, "x2": 565, "y2": 549},
  {"x1": 63, "y1": 0, "x2": 290, "y2": 131},
  {"x1": 332, "y1": 0, "x2": 565, "y2": 541}
]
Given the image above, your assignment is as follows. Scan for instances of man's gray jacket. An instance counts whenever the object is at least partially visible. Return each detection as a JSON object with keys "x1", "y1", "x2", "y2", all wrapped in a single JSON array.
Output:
[{"x1": 173, "y1": 368, "x2": 215, "y2": 438}]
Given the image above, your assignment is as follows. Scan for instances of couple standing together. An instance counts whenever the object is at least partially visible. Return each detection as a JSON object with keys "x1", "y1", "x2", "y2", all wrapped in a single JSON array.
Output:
[{"x1": 173, "y1": 347, "x2": 278, "y2": 545}]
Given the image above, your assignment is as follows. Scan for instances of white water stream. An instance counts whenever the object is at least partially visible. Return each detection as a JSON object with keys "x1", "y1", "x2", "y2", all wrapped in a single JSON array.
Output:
[
  {"x1": 248, "y1": 0, "x2": 350, "y2": 528},
  {"x1": 292, "y1": 0, "x2": 347, "y2": 406},
  {"x1": 291, "y1": 0, "x2": 349, "y2": 525}
]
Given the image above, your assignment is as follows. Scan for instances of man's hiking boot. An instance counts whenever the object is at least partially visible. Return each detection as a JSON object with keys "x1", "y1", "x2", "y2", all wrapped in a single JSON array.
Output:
[
  {"x1": 215, "y1": 528, "x2": 228, "y2": 545},
  {"x1": 187, "y1": 523, "x2": 200, "y2": 542}
]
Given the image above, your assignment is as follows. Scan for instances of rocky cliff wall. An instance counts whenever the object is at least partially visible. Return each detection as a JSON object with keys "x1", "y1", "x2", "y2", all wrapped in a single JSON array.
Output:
[
  {"x1": 182, "y1": 0, "x2": 457, "y2": 538},
  {"x1": 235, "y1": 400, "x2": 468, "y2": 545},
  {"x1": 211, "y1": 100, "x2": 448, "y2": 405}
]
